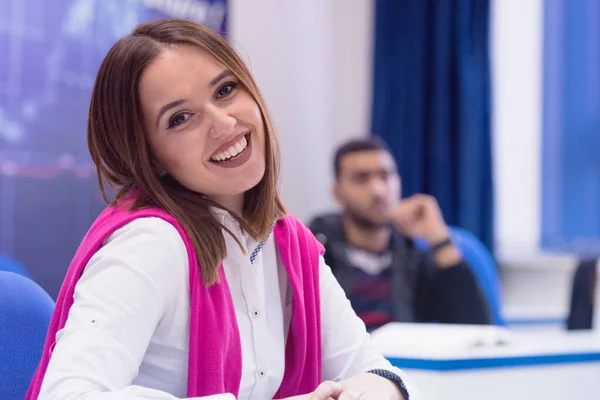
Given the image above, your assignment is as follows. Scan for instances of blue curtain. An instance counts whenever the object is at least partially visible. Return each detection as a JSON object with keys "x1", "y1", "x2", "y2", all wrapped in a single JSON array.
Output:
[
  {"x1": 371, "y1": 0, "x2": 494, "y2": 251},
  {"x1": 542, "y1": 0, "x2": 600, "y2": 255}
]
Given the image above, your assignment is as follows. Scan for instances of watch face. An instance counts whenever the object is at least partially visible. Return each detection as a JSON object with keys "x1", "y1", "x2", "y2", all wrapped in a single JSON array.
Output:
[{"x1": 0, "y1": 0, "x2": 227, "y2": 298}]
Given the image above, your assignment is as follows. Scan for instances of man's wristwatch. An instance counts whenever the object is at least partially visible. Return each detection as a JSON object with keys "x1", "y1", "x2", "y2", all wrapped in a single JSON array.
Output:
[
  {"x1": 367, "y1": 369, "x2": 410, "y2": 399},
  {"x1": 430, "y1": 237, "x2": 453, "y2": 254}
]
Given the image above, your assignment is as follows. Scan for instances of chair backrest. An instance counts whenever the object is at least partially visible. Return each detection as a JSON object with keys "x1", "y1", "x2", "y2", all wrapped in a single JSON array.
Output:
[
  {"x1": 448, "y1": 226, "x2": 505, "y2": 326},
  {"x1": 414, "y1": 226, "x2": 504, "y2": 325},
  {"x1": 0, "y1": 272, "x2": 54, "y2": 399},
  {"x1": 0, "y1": 252, "x2": 31, "y2": 278},
  {"x1": 567, "y1": 258, "x2": 597, "y2": 330}
]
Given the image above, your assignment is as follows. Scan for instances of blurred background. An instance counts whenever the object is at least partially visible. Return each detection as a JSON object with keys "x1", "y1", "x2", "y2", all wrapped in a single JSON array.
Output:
[
  {"x1": 2, "y1": 0, "x2": 600, "y2": 398},
  {"x1": 1, "y1": 0, "x2": 594, "y2": 326}
]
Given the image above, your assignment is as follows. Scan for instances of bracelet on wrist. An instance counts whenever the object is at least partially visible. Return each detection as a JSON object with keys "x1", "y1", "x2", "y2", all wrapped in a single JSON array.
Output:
[
  {"x1": 430, "y1": 237, "x2": 452, "y2": 254},
  {"x1": 366, "y1": 369, "x2": 410, "y2": 399}
]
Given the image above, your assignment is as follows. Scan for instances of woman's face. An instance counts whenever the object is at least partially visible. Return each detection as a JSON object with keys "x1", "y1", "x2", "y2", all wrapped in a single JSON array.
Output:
[{"x1": 139, "y1": 44, "x2": 266, "y2": 210}]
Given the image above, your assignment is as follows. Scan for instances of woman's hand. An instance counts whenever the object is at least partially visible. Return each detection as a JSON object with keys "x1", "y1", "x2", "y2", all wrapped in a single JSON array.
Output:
[
  {"x1": 336, "y1": 372, "x2": 405, "y2": 400},
  {"x1": 280, "y1": 380, "x2": 343, "y2": 400},
  {"x1": 280, "y1": 372, "x2": 406, "y2": 400}
]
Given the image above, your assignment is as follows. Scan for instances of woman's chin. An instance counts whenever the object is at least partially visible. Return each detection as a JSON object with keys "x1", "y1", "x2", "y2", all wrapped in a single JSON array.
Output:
[
  {"x1": 210, "y1": 172, "x2": 265, "y2": 198},
  {"x1": 227, "y1": 161, "x2": 265, "y2": 192}
]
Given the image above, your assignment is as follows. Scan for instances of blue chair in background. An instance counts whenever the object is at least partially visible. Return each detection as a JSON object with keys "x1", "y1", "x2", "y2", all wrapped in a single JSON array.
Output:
[
  {"x1": 567, "y1": 258, "x2": 597, "y2": 330},
  {"x1": 415, "y1": 226, "x2": 505, "y2": 326},
  {"x1": 0, "y1": 252, "x2": 31, "y2": 278},
  {"x1": 0, "y1": 271, "x2": 55, "y2": 399},
  {"x1": 448, "y1": 227, "x2": 505, "y2": 326}
]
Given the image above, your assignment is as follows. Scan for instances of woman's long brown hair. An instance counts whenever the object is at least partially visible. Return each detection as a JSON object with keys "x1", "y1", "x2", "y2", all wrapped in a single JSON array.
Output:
[{"x1": 88, "y1": 19, "x2": 286, "y2": 285}]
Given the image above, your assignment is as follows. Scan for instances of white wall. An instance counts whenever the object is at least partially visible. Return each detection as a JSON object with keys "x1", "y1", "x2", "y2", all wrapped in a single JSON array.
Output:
[
  {"x1": 229, "y1": 0, "x2": 373, "y2": 222},
  {"x1": 230, "y1": 0, "x2": 545, "y2": 259},
  {"x1": 491, "y1": 0, "x2": 544, "y2": 258}
]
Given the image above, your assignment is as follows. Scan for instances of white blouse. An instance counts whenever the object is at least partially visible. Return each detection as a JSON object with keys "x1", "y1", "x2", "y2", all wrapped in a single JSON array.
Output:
[{"x1": 38, "y1": 212, "x2": 417, "y2": 400}]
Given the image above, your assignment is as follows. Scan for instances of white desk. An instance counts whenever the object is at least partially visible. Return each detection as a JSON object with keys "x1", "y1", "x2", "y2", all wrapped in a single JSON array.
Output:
[{"x1": 372, "y1": 323, "x2": 600, "y2": 400}]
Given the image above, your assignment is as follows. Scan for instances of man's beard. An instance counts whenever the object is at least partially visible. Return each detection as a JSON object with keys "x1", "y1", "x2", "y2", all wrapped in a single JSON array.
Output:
[{"x1": 344, "y1": 204, "x2": 391, "y2": 230}]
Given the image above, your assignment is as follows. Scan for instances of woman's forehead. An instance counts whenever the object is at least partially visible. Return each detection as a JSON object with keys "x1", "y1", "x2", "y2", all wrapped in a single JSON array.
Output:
[{"x1": 139, "y1": 45, "x2": 227, "y2": 106}]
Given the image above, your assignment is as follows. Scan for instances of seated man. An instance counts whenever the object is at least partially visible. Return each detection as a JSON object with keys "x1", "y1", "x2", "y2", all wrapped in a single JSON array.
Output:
[{"x1": 309, "y1": 138, "x2": 491, "y2": 330}]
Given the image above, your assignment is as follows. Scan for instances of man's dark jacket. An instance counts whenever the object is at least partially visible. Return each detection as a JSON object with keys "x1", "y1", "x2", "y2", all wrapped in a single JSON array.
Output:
[{"x1": 309, "y1": 214, "x2": 491, "y2": 325}]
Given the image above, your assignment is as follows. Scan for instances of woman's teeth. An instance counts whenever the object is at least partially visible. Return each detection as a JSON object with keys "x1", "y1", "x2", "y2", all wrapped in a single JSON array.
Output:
[{"x1": 211, "y1": 136, "x2": 248, "y2": 162}]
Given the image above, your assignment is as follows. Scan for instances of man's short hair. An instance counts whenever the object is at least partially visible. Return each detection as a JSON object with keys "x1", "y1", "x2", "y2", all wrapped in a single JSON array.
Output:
[{"x1": 333, "y1": 137, "x2": 391, "y2": 180}]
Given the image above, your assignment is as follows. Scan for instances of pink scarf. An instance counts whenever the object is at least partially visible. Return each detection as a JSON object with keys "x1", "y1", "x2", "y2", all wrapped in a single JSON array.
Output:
[{"x1": 26, "y1": 205, "x2": 323, "y2": 398}]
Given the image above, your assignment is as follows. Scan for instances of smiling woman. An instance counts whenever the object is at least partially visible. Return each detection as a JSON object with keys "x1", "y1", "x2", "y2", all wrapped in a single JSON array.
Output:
[
  {"x1": 85, "y1": 20, "x2": 283, "y2": 284},
  {"x1": 25, "y1": 19, "x2": 416, "y2": 400}
]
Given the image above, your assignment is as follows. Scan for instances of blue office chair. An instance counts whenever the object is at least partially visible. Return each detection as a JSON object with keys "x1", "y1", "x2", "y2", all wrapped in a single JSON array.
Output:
[
  {"x1": 0, "y1": 271, "x2": 55, "y2": 399},
  {"x1": 0, "y1": 252, "x2": 31, "y2": 278},
  {"x1": 567, "y1": 258, "x2": 597, "y2": 330},
  {"x1": 415, "y1": 227, "x2": 505, "y2": 326},
  {"x1": 448, "y1": 227, "x2": 505, "y2": 326}
]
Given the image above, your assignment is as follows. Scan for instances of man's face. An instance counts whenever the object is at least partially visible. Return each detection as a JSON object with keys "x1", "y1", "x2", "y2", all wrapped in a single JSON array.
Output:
[{"x1": 335, "y1": 150, "x2": 401, "y2": 227}]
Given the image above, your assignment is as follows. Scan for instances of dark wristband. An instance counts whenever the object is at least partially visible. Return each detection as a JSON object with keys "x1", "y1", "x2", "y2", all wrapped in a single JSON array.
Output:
[
  {"x1": 367, "y1": 368, "x2": 410, "y2": 399},
  {"x1": 430, "y1": 237, "x2": 452, "y2": 254}
]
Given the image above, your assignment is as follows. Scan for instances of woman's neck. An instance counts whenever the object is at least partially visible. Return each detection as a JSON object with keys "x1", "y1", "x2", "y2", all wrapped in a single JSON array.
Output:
[{"x1": 207, "y1": 193, "x2": 244, "y2": 216}]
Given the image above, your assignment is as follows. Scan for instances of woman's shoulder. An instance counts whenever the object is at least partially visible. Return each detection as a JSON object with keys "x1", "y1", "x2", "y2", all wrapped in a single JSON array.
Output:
[
  {"x1": 276, "y1": 213, "x2": 325, "y2": 255},
  {"x1": 104, "y1": 214, "x2": 183, "y2": 243},
  {"x1": 106, "y1": 216, "x2": 184, "y2": 243},
  {"x1": 91, "y1": 217, "x2": 189, "y2": 280},
  {"x1": 277, "y1": 213, "x2": 310, "y2": 233}
]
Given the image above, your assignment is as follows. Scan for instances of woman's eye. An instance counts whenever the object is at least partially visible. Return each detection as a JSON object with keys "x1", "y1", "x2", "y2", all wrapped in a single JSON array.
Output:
[
  {"x1": 168, "y1": 112, "x2": 191, "y2": 128},
  {"x1": 216, "y1": 82, "x2": 239, "y2": 99}
]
